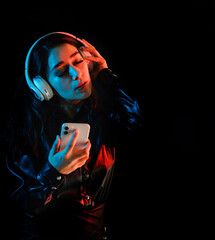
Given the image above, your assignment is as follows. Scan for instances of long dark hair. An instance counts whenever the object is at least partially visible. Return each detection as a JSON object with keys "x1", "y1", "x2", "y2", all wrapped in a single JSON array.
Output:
[
  {"x1": 4, "y1": 34, "x2": 98, "y2": 159},
  {"x1": 4, "y1": 33, "x2": 142, "y2": 162}
]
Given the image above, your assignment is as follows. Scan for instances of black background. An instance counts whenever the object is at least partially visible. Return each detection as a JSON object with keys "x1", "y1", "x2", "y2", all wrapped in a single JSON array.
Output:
[{"x1": 1, "y1": 1, "x2": 215, "y2": 238}]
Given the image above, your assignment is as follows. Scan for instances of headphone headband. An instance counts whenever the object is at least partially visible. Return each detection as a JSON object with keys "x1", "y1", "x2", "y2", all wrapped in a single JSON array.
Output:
[{"x1": 25, "y1": 32, "x2": 88, "y2": 101}]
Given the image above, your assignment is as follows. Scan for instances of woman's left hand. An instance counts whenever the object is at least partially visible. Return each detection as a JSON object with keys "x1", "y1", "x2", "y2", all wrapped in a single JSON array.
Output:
[{"x1": 81, "y1": 39, "x2": 108, "y2": 80}]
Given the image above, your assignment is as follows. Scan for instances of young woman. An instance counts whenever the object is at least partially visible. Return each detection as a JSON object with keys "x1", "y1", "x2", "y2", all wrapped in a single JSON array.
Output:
[{"x1": 5, "y1": 32, "x2": 142, "y2": 240}]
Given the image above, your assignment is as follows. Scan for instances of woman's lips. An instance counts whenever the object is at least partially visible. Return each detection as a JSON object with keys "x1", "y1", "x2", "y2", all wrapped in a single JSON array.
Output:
[{"x1": 75, "y1": 81, "x2": 88, "y2": 91}]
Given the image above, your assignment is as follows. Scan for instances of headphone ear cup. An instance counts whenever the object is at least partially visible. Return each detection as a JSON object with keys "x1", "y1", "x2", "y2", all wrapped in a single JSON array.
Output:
[
  {"x1": 87, "y1": 59, "x2": 94, "y2": 72},
  {"x1": 33, "y1": 76, "x2": 54, "y2": 101},
  {"x1": 79, "y1": 47, "x2": 94, "y2": 72}
]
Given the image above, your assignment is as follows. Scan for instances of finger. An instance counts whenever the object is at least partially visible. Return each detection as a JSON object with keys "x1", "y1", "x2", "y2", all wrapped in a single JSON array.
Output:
[
  {"x1": 82, "y1": 39, "x2": 96, "y2": 49},
  {"x1": 83, "y1": 55, "x2": 103, "y2": 63},
  {"x1": 56, "y1": 135, "x2": 61, "y2": 152},
  {"x1": 73, "y1": 147, "x2": 90, "y2": 160},
  {"x1": 77, "y1": 140, "x2": 91, "y2": 154},
  {"x1": 84, "y1": 139, "x2": 91, "y2": 151},
  {"x1": 49, "y1": 135, "x2": 60, "y2": 158},
  {"x1": 71, "y1": 141, "x2": 91, "y2": 160},
  {"x1": 74, "y1": 155, "x2": 89, "y2": 169},
  {"x1": 64, "y1": 130, "x2": 79, "y2": 155},
  {"x1": 81, "y1": 46, "x2": 102, "y2": 58}
]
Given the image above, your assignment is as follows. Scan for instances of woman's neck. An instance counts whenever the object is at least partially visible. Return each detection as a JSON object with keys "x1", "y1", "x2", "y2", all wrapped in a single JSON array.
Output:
[{"x1": 58, "y1": 98, "x2": 84, "y2": 119}]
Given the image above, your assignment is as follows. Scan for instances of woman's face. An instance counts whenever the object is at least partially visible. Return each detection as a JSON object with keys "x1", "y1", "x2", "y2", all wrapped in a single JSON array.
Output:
[{"x1": 47, "y1": 43, "x2": 92, "y2": 104}]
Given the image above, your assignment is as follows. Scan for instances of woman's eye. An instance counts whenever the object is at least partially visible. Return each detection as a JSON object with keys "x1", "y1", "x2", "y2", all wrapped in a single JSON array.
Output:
[
  {"x1": 56, "y1": 67, "x2": 69, "y2": 77},
  {"x1": 55, "y1": 60, "x2": 83, "y2": 77},
  {"x1": 73, "y1": 60, "x2": 83, "y2": 65},
  {"x1": 57, "y1": 71, "x2": 66, "y2": 77}
]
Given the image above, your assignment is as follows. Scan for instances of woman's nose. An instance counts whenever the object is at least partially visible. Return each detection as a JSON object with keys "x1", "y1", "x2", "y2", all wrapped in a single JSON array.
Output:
[{"x1": 69, "y1": 66, "x2": 82, "y2": 80}]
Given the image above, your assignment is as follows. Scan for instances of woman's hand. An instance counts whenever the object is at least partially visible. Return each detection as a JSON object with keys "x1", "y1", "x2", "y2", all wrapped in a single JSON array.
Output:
[
  {"x1": 81, "y1": 39, "x2": 108, "y2": 80},
  {"x1": 48, "y1": 130, "x2": 91, "y2": 175}
]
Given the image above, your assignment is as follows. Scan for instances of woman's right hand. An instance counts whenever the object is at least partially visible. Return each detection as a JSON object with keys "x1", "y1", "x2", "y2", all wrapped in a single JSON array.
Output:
[{"x1": 48, "y1": 130, "x2": 91, "y2": 175}]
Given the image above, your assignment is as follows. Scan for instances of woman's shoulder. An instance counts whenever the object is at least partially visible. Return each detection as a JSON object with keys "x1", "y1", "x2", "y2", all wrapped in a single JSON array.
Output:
[{"x1": 94, "y1": 69, "x2": 143, "y2": 131}]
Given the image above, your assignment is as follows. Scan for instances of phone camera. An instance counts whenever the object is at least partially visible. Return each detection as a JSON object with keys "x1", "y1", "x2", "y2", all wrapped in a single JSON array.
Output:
[
  {"x1": 64, "y1": 126, "x2": 69, "y2": 130},
  {"x1": 63, "y1": 131, "x2": 68, "y2": 135}
]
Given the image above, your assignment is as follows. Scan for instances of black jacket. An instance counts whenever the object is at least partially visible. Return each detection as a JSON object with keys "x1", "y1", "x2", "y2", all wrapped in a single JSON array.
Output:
[{"x1": 6, "y1": 69, "x2": 142, "y2": 217}]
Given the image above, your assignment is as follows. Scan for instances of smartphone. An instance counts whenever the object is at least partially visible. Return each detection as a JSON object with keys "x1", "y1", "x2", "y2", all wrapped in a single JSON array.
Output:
[{"x1": 60, "y1": 123, "x2": 90, "y2": 151}]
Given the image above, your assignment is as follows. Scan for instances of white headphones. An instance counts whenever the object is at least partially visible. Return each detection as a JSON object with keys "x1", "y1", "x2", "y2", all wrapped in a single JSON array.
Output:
[{"x1": 25, "y1": 32, "x2": 92, "y2": 101}]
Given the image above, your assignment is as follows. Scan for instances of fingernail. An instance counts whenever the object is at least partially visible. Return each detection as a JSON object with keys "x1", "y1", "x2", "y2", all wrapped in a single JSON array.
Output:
[
  {"x1": 84, "y1": 142, "x2": 88, "y2": 148},
  {"x1": 75, "y1": 129, "x2": 79, "y2": 134}
]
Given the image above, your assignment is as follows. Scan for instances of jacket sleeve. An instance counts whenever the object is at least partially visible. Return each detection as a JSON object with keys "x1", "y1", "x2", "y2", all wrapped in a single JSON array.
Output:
[
  {"x1": 7, "y1": 154, "x2": 64, "y2": 214},
  {"x1": 96, "y1": 68, "x2": 143, "y2": 131}
]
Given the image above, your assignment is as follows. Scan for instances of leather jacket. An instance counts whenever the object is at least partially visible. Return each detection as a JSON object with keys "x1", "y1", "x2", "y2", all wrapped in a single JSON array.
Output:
[{"x1": 6, "y1": 68, "x2": 142, "y2": 217}]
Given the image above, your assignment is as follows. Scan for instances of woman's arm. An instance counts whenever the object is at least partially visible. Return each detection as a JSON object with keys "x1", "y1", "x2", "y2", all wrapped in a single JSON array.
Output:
[
  {"x1": 7, "y1": 131, "x2": 91, "y2": 215},
  {"x1": 7, "y1": 154, "x2": 64, "y2": 215},
  {"x1": 96, "y1": 68, "x2": 143, "y2": 131},
  {"x1": 81, "y1": 39, "x2": 143, "y2": 131}
]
